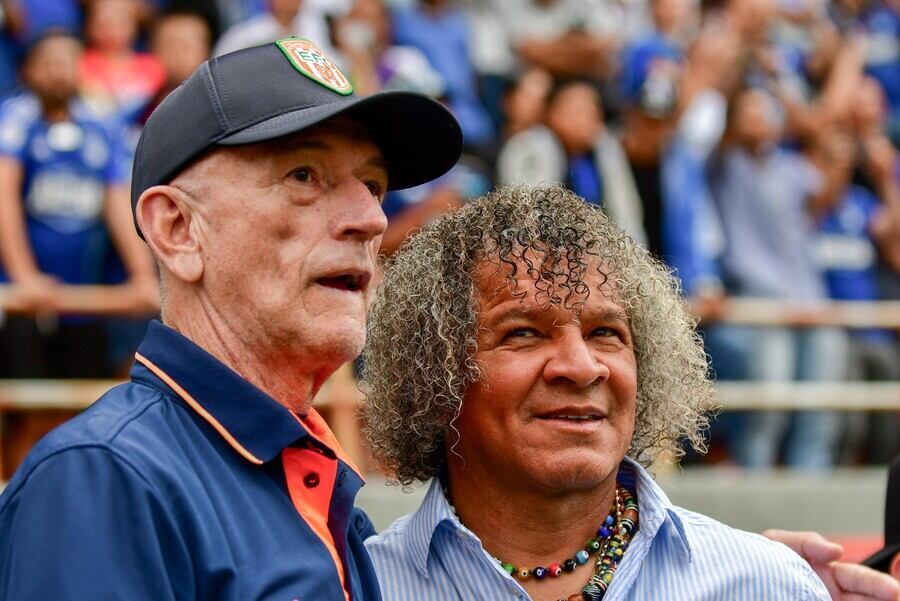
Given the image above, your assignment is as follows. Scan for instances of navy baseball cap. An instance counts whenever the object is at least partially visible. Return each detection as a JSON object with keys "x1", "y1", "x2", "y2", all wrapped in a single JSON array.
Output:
[{"x1": 131, "y1": 38, "x2": 463, "y2": 236}]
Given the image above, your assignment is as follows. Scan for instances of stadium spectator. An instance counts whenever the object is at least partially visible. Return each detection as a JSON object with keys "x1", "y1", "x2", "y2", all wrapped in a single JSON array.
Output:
[
  {"x1": 497, "y1": 80, "x2": 647, "y2": 245},
  {"x1": 829, "y1": 0, "x2": 900, "y2": 146},
  {"x1": 139, "y1": 7, "x2": 212, "y2": 124},
  {"x1": 0, "y1": 30, "x2": 155, "y2": 474},
  {"x1": 618, "y1": 22, "x2": 685, "y2": 259},
  {"x1": 213, "y1": 0, "x2": 338, "y2": 59},
  {"x1": 0, "y1": 0, "x2": 83, "y2": 98},
  {"x1": 332, "y1": 0, "x2": 444, "y2": 99},
  {"x1": 482, "y1": 0, "x2": 623, "y2": 79},
  {"x1": 712, "y1": 88, "x2": 851, "y2": 469},
  {"x1": 392, "y1": 0, "x2": 495, "y2": 152},
  {"x1": 818, "y1": 79, "x2": 900, "y2": 464},
  {"x1": 498, "y1": 67, "x2": 552, "y2": 138},
  {"x1": 618, "y1": 5, "x2": 733, "y2": 297},
  {"x1": 79, "y1": 0, "x2": 165, "y2": 123}
]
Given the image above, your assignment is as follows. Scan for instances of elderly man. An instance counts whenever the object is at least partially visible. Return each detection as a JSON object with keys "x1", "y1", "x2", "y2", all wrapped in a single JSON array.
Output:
[
  {"x1": 0, "y1": 38, "x2": 461, "y2": 599},
  {"x1": 361, "y1": 186, "x2": 900, "y2": 601}
]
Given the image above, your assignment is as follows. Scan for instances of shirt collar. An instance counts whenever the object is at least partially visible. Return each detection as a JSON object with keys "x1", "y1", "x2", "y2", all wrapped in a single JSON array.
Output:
[
  {"x1": 404, "y1": 477, "x2": 465, "y2": 577},
  {"x1": 130, "y1": 320, "x2": 328, "y2": 465},
  {"x1": 401, "y1": 457, "x2": 693, "y2": 576},
  {"x1": 620, "y1": 457, "x2": 693, "y2": 562}
]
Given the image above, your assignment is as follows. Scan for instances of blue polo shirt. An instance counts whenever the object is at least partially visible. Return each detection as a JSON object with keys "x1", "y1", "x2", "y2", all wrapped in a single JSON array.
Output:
[{"x1": 0, "y1": 320, "x2": 382, "y2": 601}]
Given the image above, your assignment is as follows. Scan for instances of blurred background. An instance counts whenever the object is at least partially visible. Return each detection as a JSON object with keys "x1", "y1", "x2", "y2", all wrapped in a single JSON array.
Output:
[{"x1": 0, "y1": 0, "x2": 897, "y2": 562}]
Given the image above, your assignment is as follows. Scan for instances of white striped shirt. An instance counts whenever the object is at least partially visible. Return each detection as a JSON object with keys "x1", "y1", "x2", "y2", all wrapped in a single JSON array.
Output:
[{"x1": 365, "y1": 458, "x2": 830, "y2": 600}]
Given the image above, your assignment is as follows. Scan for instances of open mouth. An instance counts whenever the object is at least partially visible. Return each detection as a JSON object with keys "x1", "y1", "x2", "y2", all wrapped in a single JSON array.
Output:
[{"x1": 316, "y1": 272, "x2": 371, "y2": 293}]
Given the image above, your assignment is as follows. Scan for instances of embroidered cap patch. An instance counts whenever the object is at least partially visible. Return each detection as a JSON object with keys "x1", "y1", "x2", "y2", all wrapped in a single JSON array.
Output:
[{"x1": 275, "y1": 38, "x2": 354, "y2": 96}]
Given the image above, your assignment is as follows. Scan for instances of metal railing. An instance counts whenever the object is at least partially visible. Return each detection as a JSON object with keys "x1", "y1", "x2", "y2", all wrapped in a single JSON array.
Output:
[{"x1": 1, "y1": 293, "x2": 898, "y2": 476}]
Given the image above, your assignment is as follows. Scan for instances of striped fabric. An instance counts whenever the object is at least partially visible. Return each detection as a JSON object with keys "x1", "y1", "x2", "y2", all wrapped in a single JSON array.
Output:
[{"x1": 365, "y1": 458, "x2": 830, "y2": 600}]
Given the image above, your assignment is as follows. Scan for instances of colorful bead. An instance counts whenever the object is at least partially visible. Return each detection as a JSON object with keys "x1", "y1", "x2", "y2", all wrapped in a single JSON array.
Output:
[
  {"x1": 489, "y1": 485, "x2": 637, "y2": 600},
  {"x1": 581, "y1": 583, "x2": 604, "y2": 601}
]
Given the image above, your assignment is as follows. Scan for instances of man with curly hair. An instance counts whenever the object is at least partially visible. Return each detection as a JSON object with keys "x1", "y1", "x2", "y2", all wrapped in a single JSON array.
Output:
[{"x1": 361, "y1": 185, "x2": 897, "y2": 601}]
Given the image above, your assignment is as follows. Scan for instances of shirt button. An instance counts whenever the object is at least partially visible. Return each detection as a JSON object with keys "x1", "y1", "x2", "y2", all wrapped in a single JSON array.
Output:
[{"x1": 303, "y1": 472, "x2": 320, "y2": 488}]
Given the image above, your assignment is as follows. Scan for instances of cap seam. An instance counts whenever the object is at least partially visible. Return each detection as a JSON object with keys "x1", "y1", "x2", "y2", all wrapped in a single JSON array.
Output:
[{"x1": 202, "y1": 60, "x2": 230, "y2": 131}]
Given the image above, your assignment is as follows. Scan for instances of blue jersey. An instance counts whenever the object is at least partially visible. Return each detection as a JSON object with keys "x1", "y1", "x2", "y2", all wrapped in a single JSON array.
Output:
[
  {"x1": 860, "y1": 4, "x2": 900, "y2": 113},
  {"x1": 817, "y1": 185, "x2": 891, "y2": 342},
  {"x1": 817, "y1": 185, "x2": 881, "y2": 301},
  {"x1": 0, "y1": 93, "x2": 128, "y2": 284}
]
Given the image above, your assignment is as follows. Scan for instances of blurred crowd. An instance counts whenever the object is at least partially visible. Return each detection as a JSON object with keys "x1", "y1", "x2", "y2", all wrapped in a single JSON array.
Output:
[{"x1": 0, "y1": 0, "x2": 898, "y2": 470}]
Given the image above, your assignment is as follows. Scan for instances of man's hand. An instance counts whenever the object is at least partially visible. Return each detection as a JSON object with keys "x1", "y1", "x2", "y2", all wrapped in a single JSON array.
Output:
[
  {"x1": 763, "y1": 529, "x2": 900, "y2": 601},
  {"x1": 15, "y1": 272, "x2": 60, "y2": 313}
]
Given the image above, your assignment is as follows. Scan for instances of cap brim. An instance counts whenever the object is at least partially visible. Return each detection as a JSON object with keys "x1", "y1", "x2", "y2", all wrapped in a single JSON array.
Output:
[
  {"x1": 862, "y1": 543, "x2": 900, "y2": 573},
  {"x1": 218, "y1": 90, "x2": 462, "y2": 191}
]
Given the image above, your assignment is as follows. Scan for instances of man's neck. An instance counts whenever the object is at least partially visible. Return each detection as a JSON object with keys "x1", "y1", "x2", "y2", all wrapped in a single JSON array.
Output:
[
  {"x1": 164, "y1": 301, "x2": 334, "y2": 415},
  {"x1": 447, "y1": 461, "x2": 620, "y2": 600},
  {"x1": 41, "y1": 99, "x2": 70, "y2": 123}
]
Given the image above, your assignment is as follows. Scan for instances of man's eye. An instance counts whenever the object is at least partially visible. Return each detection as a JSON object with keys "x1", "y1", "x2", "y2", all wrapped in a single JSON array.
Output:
[
  {"x1": 592, "y1": 327, "x2": 617, "y2": 338},
  {"x1": 365, "y1": 181, "x2": 383, "y2": 199},
  {"x1": 291, "y1": 168, "x2": 313, "y2": 182},
  {"x1": 505, "y1": 328, "x2": 537, "y2": 340}
]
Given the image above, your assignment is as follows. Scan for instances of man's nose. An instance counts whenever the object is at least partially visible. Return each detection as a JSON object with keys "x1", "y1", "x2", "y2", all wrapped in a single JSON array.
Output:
[
  {"x1": 543, "y1": 333, "x2": 610, "y2": 388},
  {"x1": 333, "y1": 179, "x2": 388, "y2": 241}
]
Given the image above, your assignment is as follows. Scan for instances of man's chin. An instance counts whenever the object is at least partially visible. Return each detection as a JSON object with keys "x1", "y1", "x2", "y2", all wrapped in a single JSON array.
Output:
[
  {"x1": 305, "y1": 325, "x2": 366, "y2": 364},
  {"x1": 527, "y1": 453, "x2": 620, "y2": 492}
]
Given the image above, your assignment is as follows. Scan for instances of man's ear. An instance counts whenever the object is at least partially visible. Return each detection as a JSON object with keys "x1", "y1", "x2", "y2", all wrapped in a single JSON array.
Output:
[
  {"x1": 136, "y1": 185, "x2": 204, "y2": 283},
  {"x1": 890, "y1": 551, "x2": 900, "y2": 582}
]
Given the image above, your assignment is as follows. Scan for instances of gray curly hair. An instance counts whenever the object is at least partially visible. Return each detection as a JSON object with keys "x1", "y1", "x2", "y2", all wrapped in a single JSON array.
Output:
[{"x1": 361, "y1": 185, "x2": 713, "y2": 485}]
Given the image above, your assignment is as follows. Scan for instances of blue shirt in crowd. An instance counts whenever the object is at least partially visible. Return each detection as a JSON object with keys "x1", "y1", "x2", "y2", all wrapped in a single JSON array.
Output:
[
  {"x1": 392, "y1": 4, "x2": 494, "y2": 146},
  {"x1": 0, "y1": 321, "x2": 382, "y2": 601},
  {"x1": 817, "y1": 185, "x2": 892, "y2": 342},
  {"x1": 661, "y1": 137, "x2": 723, "y2": 296},
  {"x1": 860, "y1": 3, "x2": 900, "y2": 115},
  {"x1": 713, "y1": 147, "x2": 826, "y2": 300},
  {"x1": 365, "y1": 457, "x2": 830, "y2": 600},
  {"x1": 0, "y1": 93, "x2": 127, "y2": 284}
]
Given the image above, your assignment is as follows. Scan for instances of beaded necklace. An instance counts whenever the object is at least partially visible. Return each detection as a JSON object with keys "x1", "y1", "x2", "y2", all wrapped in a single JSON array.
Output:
[
  {"x1": 573, "y1": 487, "x2": 638, "y2": 601},
  {"x1": 442, "y1": 482, "x2": 639, "y2": 601},
  {"x1": 492, "y1": 487, "x2": 627, "y2": 583}
]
